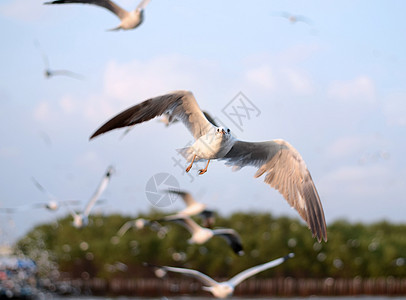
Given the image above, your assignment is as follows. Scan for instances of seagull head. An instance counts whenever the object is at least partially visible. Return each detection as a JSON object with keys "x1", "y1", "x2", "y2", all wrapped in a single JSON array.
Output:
[
  {"x1": 203, "y1": 283, "x2": 234, "y2": 298},
  {"x1": 215, "y1": 127, "x2": 231, "y2": 137}
]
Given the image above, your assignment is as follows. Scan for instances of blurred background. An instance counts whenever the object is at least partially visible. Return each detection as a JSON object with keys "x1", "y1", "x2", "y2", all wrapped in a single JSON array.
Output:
[{"x1": 0, "y1": 0, "x2": 405, "y2": 298}]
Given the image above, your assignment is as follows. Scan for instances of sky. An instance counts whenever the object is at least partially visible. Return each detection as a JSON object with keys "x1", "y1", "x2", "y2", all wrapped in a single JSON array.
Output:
[{"x1": 0, "y1": 0, "x2": 405, "y2": 244}]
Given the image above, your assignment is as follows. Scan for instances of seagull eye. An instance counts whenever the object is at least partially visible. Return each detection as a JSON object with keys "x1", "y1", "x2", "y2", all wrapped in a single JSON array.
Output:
[
  {"x1": 217, "y1": 128, "x2": 220, "y2": 132},
  {"x1": 227, "y1": 129, "x2": 230, "y2": 133}
]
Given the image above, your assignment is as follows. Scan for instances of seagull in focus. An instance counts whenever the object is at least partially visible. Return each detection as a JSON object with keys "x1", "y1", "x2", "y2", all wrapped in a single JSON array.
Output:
[
  {"x1": 165, "y1": 189, "x2": 215, "y2": 228},
  {"x1": 151, "y1": 253, "x2": 294, "y2": 298},
  {"x1": 34, "y1": 40, "x2": 84, "y2": 80},
  {"x1": 67, "y1": 166, "x2": 114, "y2": 228},
  {"x1": 160, "y1": 215, "x2": 243, "y2": 256},
  {"x1": 89, "y1": 90, "x2": 327, "y2": 242},
  {"x1": 44, "y1": 0, "x2": 151, "y2": 31}
]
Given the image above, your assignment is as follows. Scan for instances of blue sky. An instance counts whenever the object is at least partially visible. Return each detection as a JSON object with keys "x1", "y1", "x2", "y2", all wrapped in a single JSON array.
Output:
[{"x1": 1, "y1": 0, "x2": 405, "y2": 243}]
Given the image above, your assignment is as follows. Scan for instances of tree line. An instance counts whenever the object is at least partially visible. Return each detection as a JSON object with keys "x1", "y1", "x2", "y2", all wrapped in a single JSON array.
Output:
[{"x1": 15, "y1": 211, "x2": 406, "y2": 280}]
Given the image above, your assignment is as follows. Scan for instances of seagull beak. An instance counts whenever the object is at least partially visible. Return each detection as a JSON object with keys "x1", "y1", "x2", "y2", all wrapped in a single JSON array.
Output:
[{"x1": 221, "y1": 129, "x2": 225, "y2": 135}]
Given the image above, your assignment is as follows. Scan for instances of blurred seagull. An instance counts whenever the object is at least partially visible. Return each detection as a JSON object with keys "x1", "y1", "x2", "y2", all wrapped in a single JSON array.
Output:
[
  {"x1": 34, "y1": 40, "x2": 84, "y2": 80},
  {"x1": 152, "y1": 253, "x2": 294, "y2": 298},
  {"x1": 272, "y1": 11, "x2": 313, "y2": 25},
  {"x1": 44, "y1": 0, "x2": 151, "y2": 31},
  {"x1": 31, "y1": 177, "x2": 81, "y2": 211},
  {"x1": 67, "y1": 166, "x2": 114, "y2": 228},
  {"x1": 165, "y1": 189, "x2": 215, "y2": 228},
  {"x1": 160, "y1": 215, "x2": 243, "y2": 256},
  {"x1": 89, "y1": 90, "x2": 327, "y2": 242},
  {"x1": 116, "y1": 218, "x2": 165, "y2": 237}
]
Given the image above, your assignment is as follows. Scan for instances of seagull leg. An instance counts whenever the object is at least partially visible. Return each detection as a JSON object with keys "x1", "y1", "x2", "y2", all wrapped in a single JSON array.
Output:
[
  {"x1": 199, "y1": 160, "x2": 210, "y2": 175},
  {"x1": 186, "y1": 155, "x2": 196, "y2": 173}
]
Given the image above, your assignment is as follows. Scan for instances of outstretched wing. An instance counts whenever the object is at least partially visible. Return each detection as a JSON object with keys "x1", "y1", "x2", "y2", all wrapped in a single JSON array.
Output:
[
  {"x1": 212, "y1": 228, "x2": 244, "y2": 255},
  {"x1": 83, "y1": 166, "x2": 114, "y2": 217},
  {"x1": 160, "y1": 266, "x2": 218, "y2": 287},
  {"x1": 44, "y1": 0, "x2": 129, "y2": 19},
  {"x1": 166, "y1": 189, "x2": 197, "y2": 207},
  {"x1": 136, "y1": 0, "x2": 150, "y2": 10},
  {"x1": 223, "y1": 139, "x2": 327, "y2": 242},
  {"x1": 229, "y1": 253, "x2": 294, "y2": 287},
  {"x1": 90, "y1": 91, "x2": 214, "y2": 141}
]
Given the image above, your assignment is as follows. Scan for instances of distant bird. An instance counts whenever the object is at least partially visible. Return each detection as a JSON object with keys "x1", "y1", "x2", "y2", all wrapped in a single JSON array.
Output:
[
  {"x1": 67, "y1": 166, "x2": 114, "y2": 228},
  {"x1": 34, "y1": 40, "x2": 84, "y2": 80},
  {"x1": 272, "y1": 11, "x2": 313, "y2": 25},
  {"x1": 160, "y1": 215, "x2": 243, "y2": 256},
  {"x1": 31, "y1": 177, "x2": 81, "y2": 211},
  {"x1": 90, "y1": 90, "x2": 327, "y2": 242},
  {"x1": 151, "y1": 253, "x2": 294, "y2": 298},
  {"x1": 115, "y1": 218, "x2": 165, "y2": 237},
  {"x1": 165, "y1": 189, "x2": 215, "y2": 228},
  {"x1": 44, "y1": 0, "x2": 151, "y2": 31}
]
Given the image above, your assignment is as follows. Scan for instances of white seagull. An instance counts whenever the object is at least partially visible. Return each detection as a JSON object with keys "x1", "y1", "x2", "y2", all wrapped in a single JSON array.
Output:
[
  {"x1": 115, "y1": 218, "x2": 165, "y2": 237},
  {"x1": 165, "y1": 189, "x2": 215, "y2": 228},
  {"x1": 152, "y1": 253, "x2": 294, "y2": 298},
  {"x1": 44, "y1": 0, "x2": 151, "y2": 31},
  {"x1": 89, "y1": 90, "x2": 327, "y2": 242},
  {"x1": 31, "y1": 177, "x2": 81, "y2": 211},
  {"x1": 67, "y1": 166, "x2": 115, "y2": 228},
  {"x1": 34, "y1": 40, "x2": 84, "y2": 80},
  {"x1": 160, "y1": 215, "x2": 244, "y2": 256}
]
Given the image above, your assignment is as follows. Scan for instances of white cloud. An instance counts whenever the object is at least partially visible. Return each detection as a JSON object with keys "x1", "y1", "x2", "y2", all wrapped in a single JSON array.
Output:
[
  {"x1": 324, "y1": 135, "x2": 383, "y2": 160},
  {"x1": 33, "y1": 101, "x2": 52, "y2": 122},
  {"x1": 282, "y1": 68, "x2": 314, "y2": 95},
  {"x1": 244, "y1": 65, "x2": 276, "y2": 91},
  {"x1": 327, "y1": 76, "x2": 376, "y2": 104},
  {"x1": 383, "y1": 91, "x2": 406, "y2": 127}
]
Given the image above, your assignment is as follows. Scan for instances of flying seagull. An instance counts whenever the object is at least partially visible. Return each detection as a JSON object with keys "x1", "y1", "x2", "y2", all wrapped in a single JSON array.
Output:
[
  {"x1": 272, "y1": 11, "x2": 313, "y2": 25},
  {"x1": 159, "y1": 215, "x2": 243, "y2": 255},
  {"x1": 34, "y1": 40, "x2": 84, "y2": 80},
  {"x1": 151, "y1": 253, "x2": 294, "y2": 298},
  {"x1": 44, "y1": 0, "x2": 151, "y2": 31},
  {"x1": 89, "y1": 90, "x2": 327, "y2": 242},
  {"x1": 115, "y1": 218, "x2": 165, "y2": 237},
  {"x1": 165, "y1": 189, "x2": 215, "y2": 228},
  {"x1": 67, "y1": 166, "x2": 114, "y2": 228},
  {"x1": 31, "y1": 177, "x2": 81, "y2": 211}
]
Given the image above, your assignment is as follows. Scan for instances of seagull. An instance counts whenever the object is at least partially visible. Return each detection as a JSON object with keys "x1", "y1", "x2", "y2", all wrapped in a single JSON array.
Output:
[
  {"x1": 34, "y1": 40, "x2": 84, "y2": 80},
  {"x1": 159, "y1": 215, "x2": 243, "y2": 256},
  {"x1": 44, "y1": 0, "x2": 151, "y2": 31},
  {"x1": 151, "y1": 253, "x2": 294, "y2": 298},
  {"x1": 89, "y1": 90, "x2": 327, "y2": 242},
  {"x1": 272, "y1": 11, "x2": 313, "y2": 26},
  {"x1": 115, "y1": 218, "x2": 165, "y2": 237},
  {"x1": 31, "y1": 177, "x2": 83, "y2": 211},
  {"x1": 67, "y1": 166, "x2": 114, "y2": 228},
  {"x1": 165, "y1": 189, "x2": 215, "y2": 228}
]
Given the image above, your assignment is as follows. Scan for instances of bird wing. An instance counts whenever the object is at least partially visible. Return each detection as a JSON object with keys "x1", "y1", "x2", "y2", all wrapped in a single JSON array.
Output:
[
  {"x1": 166, "y1": 189, "x2": 197, "y2": 207},
  {"x1": 83, "y1": 166, "x2": 114, "y2": 217},
  {"x1": 116, "y1": 220, "x2": 136, "y2": 237},
  {"x1": 31, "y1": 177, "x2": 58, "y2": 202},
  {"x1": 49, "y1": 69, "x2": 84, "y2": 80},
  {"x1": 212, "y1": 228, "x2": 244, "y2": 255},
  {"x1": 229, "y1": 253, "x2": 294, "y2": 287},
  {"x1": 44, "y1": 0, "x2": 129, "y2": 20},
  {"x1": 136, "y1": 0, "x2": 150, "y2": 10},
  {"x1": 222, "y1": 139, "x2": 327, "y2": 242},
  {"x1": 90, "y1": 90, "x2": 215, "y2": 141},
  {"x1": 161, "y1": 266, "x2": 218, "y2": 287},
  {"x1": 161, "y1": 214, "x2": 201, "y2": 235}
]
